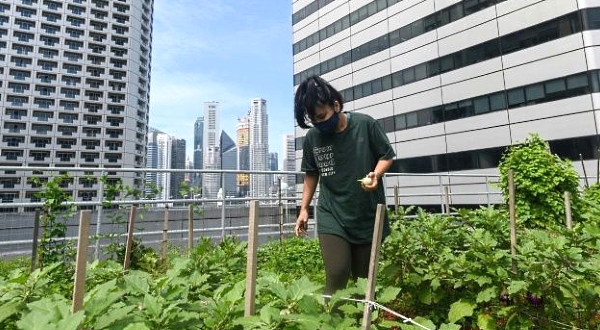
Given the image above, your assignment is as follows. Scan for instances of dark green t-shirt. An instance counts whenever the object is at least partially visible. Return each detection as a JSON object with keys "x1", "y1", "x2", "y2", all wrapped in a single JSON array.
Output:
[{"x1": 301, "y1": 112, "x2": 395, "y2": 244}]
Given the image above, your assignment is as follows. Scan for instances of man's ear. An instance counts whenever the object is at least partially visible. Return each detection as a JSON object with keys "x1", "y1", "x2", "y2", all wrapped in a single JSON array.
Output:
[{"x1": 333, "y1": 100, "x2": 340, "y2": 112}]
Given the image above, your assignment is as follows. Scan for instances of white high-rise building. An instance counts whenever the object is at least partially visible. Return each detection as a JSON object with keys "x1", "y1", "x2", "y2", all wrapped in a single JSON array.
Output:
[
  {"x1": 145, "y1": 128, "x2": 171, "y2": 201},
  {"x1": 282, "y1": 134, "x2": 296, "y2": 192},
  {"x1": 248, "y1": 98, "x2": 269, "y2": 197},
  {"x1": 293, "y1": 0, "x2": 600, "y2": 207},
  {"x1": 203, "y1": 145, "x2": 220, "y2": 199},
  {"x1": 202, "y1": 102, "x2": 220, "y2": 199},
  {"x1": 0, "y1": 0, "x2": 153, "y2": 205}
]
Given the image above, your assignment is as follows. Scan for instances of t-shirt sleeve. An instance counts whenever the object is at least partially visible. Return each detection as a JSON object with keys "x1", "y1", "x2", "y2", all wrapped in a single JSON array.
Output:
[
  {"x1": 370, "y1": 119, "x2": 395, "y2": 160},
  {"x1": 300, "y1": 133, "x2": 318, "y2": 173}
]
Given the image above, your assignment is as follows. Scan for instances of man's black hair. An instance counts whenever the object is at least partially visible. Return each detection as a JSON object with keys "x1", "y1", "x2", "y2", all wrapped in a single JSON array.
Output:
[{"x1": 294, "y1": 75, "x2": 344, "y2": 129}]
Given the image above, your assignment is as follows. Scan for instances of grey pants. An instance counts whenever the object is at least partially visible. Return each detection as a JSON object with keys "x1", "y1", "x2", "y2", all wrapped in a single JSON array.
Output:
[{"x1": 319, "y1": 234, "x2": 372, "y2": 295}]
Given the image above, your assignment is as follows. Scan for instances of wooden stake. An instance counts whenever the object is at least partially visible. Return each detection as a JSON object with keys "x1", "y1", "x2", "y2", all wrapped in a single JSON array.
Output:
[
  {"x1": 564, "y1": 191, "x2": 572, "y2": 230},
  {"x1": 188, "y1": 204, "x2": 194, "y2": 254},
  {"x1": 244, "y1": 200, "x2": 259, "y2": 316},
  {"x1": 123, "y1": 206, "x2": 137, "y2": 270},
  {"x1": 161, "y1": 206, "x2": 169, "y2": 261},
  {"x1": 72, "y1": 210, "x2": 91, "y2": 313},
  {"x1": 508, "y1": 170, "x2": 517, "y2": 274},
  {"x1": 31, "y1": 209, "x2": 41, "y2": 272},
  {"x1": 362, "y1": 204, "x2": 386, "y2": 330}
]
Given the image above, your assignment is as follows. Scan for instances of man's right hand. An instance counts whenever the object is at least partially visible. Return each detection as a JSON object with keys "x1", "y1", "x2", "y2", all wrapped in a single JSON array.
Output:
[{"x1": 295, "y1": 210, "x2": 309, "y2": 236}]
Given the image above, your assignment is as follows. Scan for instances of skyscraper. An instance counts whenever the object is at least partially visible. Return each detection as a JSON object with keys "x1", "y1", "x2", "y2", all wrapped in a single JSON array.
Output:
[
  {"x1": 145, "y1": 128, "x2": 171, "y2": 201},
  {"x1": 292, "y1": 0, "x2": 600, "y2": 206},
  {"x1": 268, "y1": 152, "x2": 278, "y2": 192},
  {"x1": 170, "y1": 138, "x2": 186, "y2": 199},
  {"x1": 0, "y1": 0, "x2": 153, "y2": 205},
  {"x1": 193, "y1": 116, "x2": 203, "y2": 187},
  {"x1": 203, "y1": 145, "x2": 220, "y2": 199},
  {"x1": 236, "y1": 116, "x2": 250, "y2": 197},
  {"x1": 248, "y1": 98, "x2": 269, "y2": 198},
  {"x1": 282, "y1": 134, "x2": 296, "y2": 191},
  {"x1": 220, "y1": 131, "x2": 237, "y2": 197},
  {"x1": 202, "y1": 102, "x2": 220, "y2": 198}
]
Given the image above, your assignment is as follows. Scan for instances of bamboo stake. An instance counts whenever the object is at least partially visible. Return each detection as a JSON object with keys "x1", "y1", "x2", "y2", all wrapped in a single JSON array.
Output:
[
  {"x1": 362, "y1": 204, "x2": 386, "y2": 330},
  {"x1": 244, "y1": 200, "x2": 259, "y2": 316},
  {"x1": 161, "y1": 206, "x2": 169, "y2": 261},
  {"x1": 72, "y1": 210, "x2": 91, "y2": 313},
  {"x1": 596, "y1": 148, "x2": 599, "y2": 184},
  {"x1": 564, "y1": 191, "x2": 572, "y2": 230},
  {"x1": 393, "y1": 185, "x2": 399, "y2": 215},
  {"x1": 123, "y1": 206, "x2": 137, "y2": 270},
  {"x1": 508, "y1": 170, "x2": 517, "y2": 274},
  {"x1": 188, "y1": 204, "x2": 194, "y2": 254},
  {"x1": 31, "y1": 209, "x2": 41, "y2": 272}
]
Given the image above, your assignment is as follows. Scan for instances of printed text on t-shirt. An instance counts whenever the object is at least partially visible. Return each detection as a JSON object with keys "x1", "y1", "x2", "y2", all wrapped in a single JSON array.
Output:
[{"x1": 313, "y1": 145, "x2": 335, "y2": 177}]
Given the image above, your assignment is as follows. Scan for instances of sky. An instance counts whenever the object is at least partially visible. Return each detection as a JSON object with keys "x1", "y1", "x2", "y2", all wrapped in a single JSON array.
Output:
[{"x1": 149, "y1": 0, "x2": 294, "y2": 166}]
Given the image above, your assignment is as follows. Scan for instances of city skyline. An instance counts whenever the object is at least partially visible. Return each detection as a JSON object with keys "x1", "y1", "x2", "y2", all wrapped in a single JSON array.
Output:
[{"x1": 149, "y1": 0, "x2": 294, "y2": 163}]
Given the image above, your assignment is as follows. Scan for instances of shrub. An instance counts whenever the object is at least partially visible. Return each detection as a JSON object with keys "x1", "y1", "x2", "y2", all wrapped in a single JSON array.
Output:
[{"x1": 498, "y1": 133, "x2": 581, "y2": 228}]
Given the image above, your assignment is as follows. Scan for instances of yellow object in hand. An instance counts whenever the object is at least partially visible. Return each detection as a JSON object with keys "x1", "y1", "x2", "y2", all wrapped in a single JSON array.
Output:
[{"x1": 358, "y1": 176, "x2": 372, "y2": 185}]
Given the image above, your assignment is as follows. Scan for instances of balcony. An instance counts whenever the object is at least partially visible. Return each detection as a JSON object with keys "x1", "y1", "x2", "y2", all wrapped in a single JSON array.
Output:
[
  {"x1": 29, "y1": 138, "x2": 51, "y2": 149},
  {"x1": 82, "y1": 128, "x2": 101, "y2": 138},
  {"x1": 2, "y1": 124, "x2": 27, "y2": 135},
  {"x1": 81, "y1": 153, "x2": 101, "y2": 164},
  {"x1": 1, "y1": 137, "x2": 25, "y2": 148},
  {"x1": 57, "y1": 126, "x2": 78, "y2": 136},
  {"x1": 1, "y1": 153, "x2": 24, "y2": 162},
  {"x1": 55, "y1": 152, "x2": 75, "y2": 163},
  {"x1": 0, "y1": 179, "x2": 23, "y2": 189}
]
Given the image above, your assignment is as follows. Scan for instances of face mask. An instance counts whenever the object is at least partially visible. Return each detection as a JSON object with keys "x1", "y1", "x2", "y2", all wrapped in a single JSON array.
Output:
[{"x1": 313, "y1": 111, "x2": 340, "y2": 135}]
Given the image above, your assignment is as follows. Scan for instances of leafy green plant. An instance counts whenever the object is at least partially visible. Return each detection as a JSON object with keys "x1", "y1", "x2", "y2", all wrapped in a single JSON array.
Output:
[
  {"x1": 31, "y1": 174, "x2": 77, "y2": 268},
  {"x1": 105, "y1": 239, "x2": 160, "y2": 274},
  {"x1": 498, "y1": 133, "x2": 582, "y2": 228},
  {"x1": 0, "y1": 257, "x2": 29, "y2": 279},
  {"x1": 257, "y1": 237, "x2": 324, "y2": 284},
  {"x1": 0, "y1": 263, "x2": 69, "y2": 328},
  {"x1": 380, "y1": 206, "x2": 600, "y2": 329}
]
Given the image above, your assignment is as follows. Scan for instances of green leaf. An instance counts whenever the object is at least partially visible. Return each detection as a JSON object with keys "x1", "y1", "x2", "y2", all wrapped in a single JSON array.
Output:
[
  {"x1": 259, "y1": 305, "x2": 279, "y2": 324},
  {"x1": 142, "y1": 294, "x2": 161, "y2": 317},
  {"x1": 233, "y1": 315, "x2": 265, "y2": 328},
  {"x1": 124, "y1": 273, "x2": 150, "y2": 295},
  {"x1": 477, "y1": 313, "x2": 497, "y2": 330},
  {"x1": 438, "y1": 324, "x2": 462, "y2": 330},
  {"x1": 284, "y1": 313, "x2": 328, "y2": 329},
  {"x1": 122, "y1": 323, "x2": 151, "y2": 330},
  {"x1": 288, "y1": 277, "x2": 322, "y2": 302},
  {"x1": 84, "y1": 280, "x2": 126, "y2": 318},
  {"x1": 507, "y1": 281, "x2": 527, "y2": 295},
  {"x1": 448, "y1": 299, "x2": 475, "y2": 323},
  {"x1": 0, "y1": 299, "x2": 20, "y2": 323},
  {"x1": 476, "y1": 287, "x2": 497, "y2": 303},
  {"x1": 94, "y1": 304, "x2": 137, "y2": 329},
  {"x1": 377, "y1": 286, "x2": 400, "y2": 304},
  {"x1": 409, "y1": 317, "x2": 436, "y2": 330},
  {"x1": 56, "y1": 311, "x2": 85, "y2": 330}
]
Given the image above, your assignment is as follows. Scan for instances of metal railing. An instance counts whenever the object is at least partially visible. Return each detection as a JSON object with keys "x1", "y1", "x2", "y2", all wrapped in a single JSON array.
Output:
[{"x1": 0, "y1": 165, "x2": 557, "y2": 259}]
